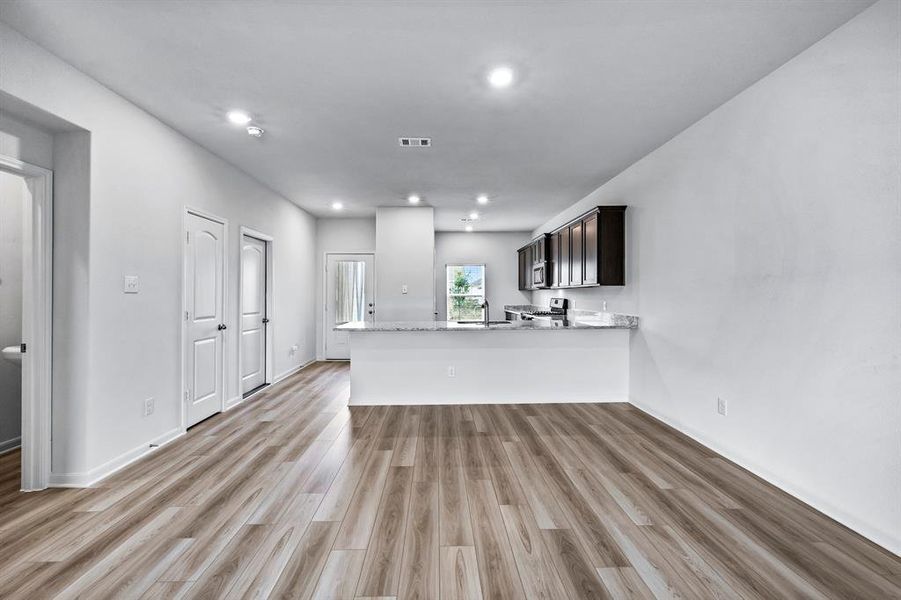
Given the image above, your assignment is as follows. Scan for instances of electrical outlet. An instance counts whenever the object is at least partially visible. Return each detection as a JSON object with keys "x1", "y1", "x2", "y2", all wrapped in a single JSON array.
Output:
[
  {"x1": 717, "y1": 397, "x2": 727, "y2": 416},
  {"x1": 123, "y1": 275, "x2": 140, "y2": 294},
  {"x1": 447, "y1": 366, "x2": 455, "y2": 378},
  {"x1": 402, "y1": 284, "x2": 408, "y2": 295},
  {"x1": 143, "y1": 397, "x2": 155, "y2": 417},
  {"x1": 289, "y1": 344, "x2": 299, "y2": 357}
]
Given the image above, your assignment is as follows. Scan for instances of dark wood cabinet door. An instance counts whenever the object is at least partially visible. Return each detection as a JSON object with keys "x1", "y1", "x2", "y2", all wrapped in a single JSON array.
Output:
[
  {"x1": 550, "y1": 231, "x2": 560, "y2": 287},
  {"x1": 560, "y1": 227, "x2": 570, "y2": 287},
  {"x1": 569, "y1": 221, "x2": 583, "y2": 285},
  {"x1": 583, "y1": 212, "x2": 598, "y2": 285},
  {"x1": 598, "y1": 206, "x2": 626, "y2": 285},
  {"x1": 525, "y1": 245, "x2": 534, "y2": 289},
  {"x1": 517, "y1": 248, "x2": 528, "y2": 290}
]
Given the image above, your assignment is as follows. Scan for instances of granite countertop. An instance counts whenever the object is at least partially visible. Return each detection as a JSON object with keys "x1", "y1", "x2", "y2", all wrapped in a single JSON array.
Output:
[{"x1": 336, "y1": 311, "x2": 638, "y2": 332}]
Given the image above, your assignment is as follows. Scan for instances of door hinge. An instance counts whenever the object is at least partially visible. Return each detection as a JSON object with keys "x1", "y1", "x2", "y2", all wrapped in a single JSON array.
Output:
[
  {"x1": 186, "y1": 231, "x2": 190, "y2": 244},
  {"x1": 20, "y1": 343, "x2": 26, "y2": 353},
  {"x1": 184, "y1": 390, "x2": 189, "y2": 401},
  {"x1": 184, "y1": 310, "x2": 189, "y2": 321}
]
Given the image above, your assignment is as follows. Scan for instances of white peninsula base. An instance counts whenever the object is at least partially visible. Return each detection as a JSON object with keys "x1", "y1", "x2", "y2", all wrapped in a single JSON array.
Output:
[{"x1": 346, "y1": 328, "x2": 630, "y2": 406}]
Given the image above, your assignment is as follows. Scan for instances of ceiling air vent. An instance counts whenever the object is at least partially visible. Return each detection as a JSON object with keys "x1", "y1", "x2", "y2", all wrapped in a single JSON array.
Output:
[{"x1": 399, "y1": 137, "x2": 431, "y2": 148}]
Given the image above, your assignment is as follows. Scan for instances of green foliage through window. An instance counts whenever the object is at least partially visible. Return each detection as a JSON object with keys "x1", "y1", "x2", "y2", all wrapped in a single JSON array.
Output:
[{"x1": 446, "y1": 265, "x2": 485, "y2": 321}]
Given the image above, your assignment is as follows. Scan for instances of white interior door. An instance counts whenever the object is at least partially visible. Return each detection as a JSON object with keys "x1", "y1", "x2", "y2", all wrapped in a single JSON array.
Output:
[
  {"x1": 240, "y1": 234, "x2": 268, "y2": 395},
  {"x1": 325, "y1": 253, "x2": 374, "y2": 360},
  {"x1": 184, "y1": 212, "x2": 225, "y2": 427}
]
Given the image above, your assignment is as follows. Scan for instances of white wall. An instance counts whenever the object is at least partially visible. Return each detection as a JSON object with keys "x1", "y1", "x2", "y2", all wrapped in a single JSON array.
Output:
[
  {"x1": 375, "y1": 207, "x2": 435, "y2": 321},
  {"x1": 0, "y1": 112, "x2": 54, "y2": 169},
  {"x1": 315, "y1": 217, "x2": 376, "y2": 359},
  {"x1": 0, "y1": 171, "x2": 26, "y2": 451},
  {"x1": 435, "y1": 232, "x2": 532, "y2": 320},
  {"x1": 533, "y1": 0, "x2": 900, "y2": 554},
  {"x1": 0, "y1": 23, "x2": 318, "y2": 482}
]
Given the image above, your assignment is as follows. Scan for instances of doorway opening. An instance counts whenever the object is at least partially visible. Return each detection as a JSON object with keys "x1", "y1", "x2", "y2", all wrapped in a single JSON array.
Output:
[
  {"x1": 0, "y1": 155, "x2": 52, "y2": 491},
  {"x1": 239, "y1": 228, "x2": 273, "y2": 399},
  {"x1": 325, "y1": 253, "x2": 375, "y2": 360}
]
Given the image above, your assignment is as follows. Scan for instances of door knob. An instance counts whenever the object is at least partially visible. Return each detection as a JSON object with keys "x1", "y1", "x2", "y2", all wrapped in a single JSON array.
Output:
[
  {"x1": 262, "y1": 318, "x2": 270, "y2": 324},
  {"x1": 217, "y1": 324, "x2": 227, "y2": 331}
]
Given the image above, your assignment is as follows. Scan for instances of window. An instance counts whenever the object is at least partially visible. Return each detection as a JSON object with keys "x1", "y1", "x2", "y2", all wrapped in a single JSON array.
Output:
[
  {"x1": 446, "y1": 264, "x2": 485, "y2": 321},
  {"x1": 334, "y1": 259, "x2": 366, "y2": 325}
]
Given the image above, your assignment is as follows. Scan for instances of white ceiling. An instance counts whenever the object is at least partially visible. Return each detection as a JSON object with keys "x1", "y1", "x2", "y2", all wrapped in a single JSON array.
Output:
[{"x1": 1, "y1": 0, "x2": 871, "y2": 231}]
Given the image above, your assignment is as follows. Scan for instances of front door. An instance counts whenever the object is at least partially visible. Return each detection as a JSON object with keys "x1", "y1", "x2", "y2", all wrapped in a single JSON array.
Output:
[
  {"x1": 240, "y1": 234, "x2": 268, "y2": 396},
  {"x1": 325, "y1": 253, "x2": 374, "y2": 359},
  {"x1": 184, "y1": 212, "x2": 225, "y2": 427}
]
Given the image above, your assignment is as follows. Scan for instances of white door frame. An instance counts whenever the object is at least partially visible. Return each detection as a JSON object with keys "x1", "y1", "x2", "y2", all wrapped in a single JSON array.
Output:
[
  {"x1": 180, "y1": 207, "x2": 229, "y2": 430},
  {"x1": 235, "y1": 226, "x2": 273, "y2": 405},
  {"x1": 322, "y1": 251, "x2": 375, "y2": 360},
  {"x1": 0, "y1": 154, "x2": 53, "y2": 491}
]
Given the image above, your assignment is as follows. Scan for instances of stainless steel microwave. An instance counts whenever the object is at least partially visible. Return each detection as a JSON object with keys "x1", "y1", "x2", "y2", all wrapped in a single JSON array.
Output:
[{"x1": 532, "y1": 263, "x2": 547, "y2": 287}]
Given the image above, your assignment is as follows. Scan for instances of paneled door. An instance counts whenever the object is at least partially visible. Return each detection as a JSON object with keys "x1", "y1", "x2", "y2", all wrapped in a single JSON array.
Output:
[
  {"x1": 184, "y1": 212, "x2": 225, "y2": 427},
  {"x1": 240, "y1": 234, "x2": 268, "y2": 396},
  {"x1": 325, "y1": 253, "x2": 374, "y2": 359}
]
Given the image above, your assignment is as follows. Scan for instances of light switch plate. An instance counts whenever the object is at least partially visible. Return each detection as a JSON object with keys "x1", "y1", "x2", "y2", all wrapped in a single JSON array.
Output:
[
  {"x1": 123, "y1": 275, "x2": 140, "y2": 294},
  {"x1": 717, "y1": 397, "x2": 728, "y2": 416},
  {"x1": 402, "y1": 284, "x2": 408, "y2": 294}
]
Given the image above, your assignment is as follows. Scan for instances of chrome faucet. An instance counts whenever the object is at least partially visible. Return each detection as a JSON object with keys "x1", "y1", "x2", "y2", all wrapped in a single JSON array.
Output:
[{"x1": 481, "y1": 299, "x2": 490, "y2": 326}]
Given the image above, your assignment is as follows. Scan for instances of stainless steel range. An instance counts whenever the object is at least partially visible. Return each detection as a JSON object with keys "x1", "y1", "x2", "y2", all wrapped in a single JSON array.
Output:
[{"x1": 522, "y1": 297, "x2": 568, "y2": 320}]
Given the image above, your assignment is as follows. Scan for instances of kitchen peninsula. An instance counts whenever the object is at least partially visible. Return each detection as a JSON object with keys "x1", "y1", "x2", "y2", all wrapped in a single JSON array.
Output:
[{"x1": 337, "y1": 309, "x2": 638, "y2": 405}]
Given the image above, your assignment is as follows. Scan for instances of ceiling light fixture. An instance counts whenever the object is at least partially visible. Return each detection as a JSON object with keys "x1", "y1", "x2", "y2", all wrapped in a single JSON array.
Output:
[
  {"x1": 465, "y1": 225, "x2": 474, "y2": 232},
  {"x1": 227, "y1": 110, "x2": 252, "y2": 125},
  {"x1": 469, "y1": 211, "x2": 479, "y2": 220},
  {"x1": 408, "y1": 194, "x2": 420, "y2": 204},
  {"x1": 332, "y1": 201, "x2": 344, "y2": 211},
  {"x1": 488, "y1": 66, "x2": 515, "y2": 88},
  {"x1": 476, "y1": 194, "x2": 489, "y2": 205},
  {"x1": 246, "y1": 126, "x2": 264, "y2": 137}
]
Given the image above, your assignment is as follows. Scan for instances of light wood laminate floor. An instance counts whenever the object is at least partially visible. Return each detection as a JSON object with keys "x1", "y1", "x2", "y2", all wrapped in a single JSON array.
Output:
[{"x1": 0, "y1": 361, "x2": 899, "y2": 599}]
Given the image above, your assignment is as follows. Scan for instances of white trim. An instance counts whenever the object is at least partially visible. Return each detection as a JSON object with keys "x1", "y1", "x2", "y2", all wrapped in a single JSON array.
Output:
[
  {"x1": 225, "y1": 395, "x2": 245, "y2": 410},
  {"x1": 273, "y1": 359, "x2": 316, "y2": 384},
  {"x1": 629, "y1": 398, "x2": 901, "y2": 558},
  {"x1": 237, "y1": 227, "x2": 274, "y2": 397},
  {"x1": 181, "y1": 207, "x2": 229, "y2": 431},
  {"x1": 48, "y1": 427, "x2": 184, "y2": 488},
  {"x1": 0, "y1": 437, "x2": 22, "y2": 455},
  {"x1": 0, "y1": 154, "x2": 52, "y2": 492}
]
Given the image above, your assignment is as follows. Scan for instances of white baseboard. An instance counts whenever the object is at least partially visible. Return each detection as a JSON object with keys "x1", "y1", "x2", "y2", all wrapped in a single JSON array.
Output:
[
  {"x1": 48, "y1": 427, "x2": 184, "y2": 488},
  {"x1": 629, "y1": 398, "x2": 901, "y2": 558},
  {"x1": 273, "y1": 359, "x2": 315, "y2": 384},
  {"x1": 0, "y1": 437, "x2": 21, "y2": 455},
  {"x1": 349, "y1": 396, "x2": 629, "y2": 407},
  {"x1": 225, "y1": 395, "x2": 244, "y2": 410}
]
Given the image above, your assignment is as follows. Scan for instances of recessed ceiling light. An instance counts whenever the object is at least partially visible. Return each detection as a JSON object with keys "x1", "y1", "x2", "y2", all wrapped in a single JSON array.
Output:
[
  {"x1": 476, "y1": 194, "x2": 489, "y2": 205},
  {"x1": 488, "y1": 66, "x2": 515, "y2": 88},
  {"x1": 332, "y1": 201, "x2": 343, "y2": 211},
  {"x1": 469, "y1": 211, "x2": 479, "y2": 220},
  {"x1": 465, "y1": 225, "x2": 473, "y2": 232},
  {"x1": 246, "y1": 126, "x2": 264, "y2": 137},
  {"x1": 227, "y1": 110, "x2": 252, "y2": 125},
  {"x1": 408, "y1": 194, "x2": 420, "y2": 204}
]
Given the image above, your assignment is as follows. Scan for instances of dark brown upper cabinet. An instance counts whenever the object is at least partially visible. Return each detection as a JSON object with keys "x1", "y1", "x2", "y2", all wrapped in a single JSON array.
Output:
[
  {"x1": 518, "y1": 235, "x2": 551, "y2": 290},
  {"x1": 569, "y1": 220, "x2": 583, "y2": 286},
  {"x1": 522, "y1": 206, "x2": 625, "y2": 290},
  {"x1": 517, "y1": 245, "x2": 531, "y2": 291},
  {"x1": 583, "y1": 211, "x2": 598, "y2": 285}
]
